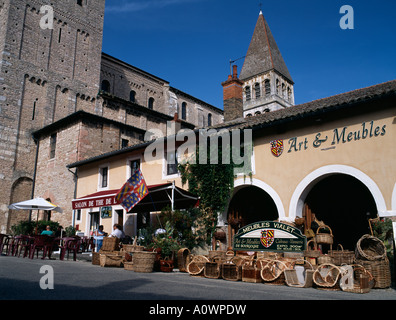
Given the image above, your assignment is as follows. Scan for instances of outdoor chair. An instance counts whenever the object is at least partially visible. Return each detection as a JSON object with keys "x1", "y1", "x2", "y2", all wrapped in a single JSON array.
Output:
[
  {"x1": 59, "y1": 237, "x2": 81, "y2": 261},
  {"x1": 17, "y1": 236, "x2": 34, "y2": 258},
  {"x1": 8, "y1": 235, "x2": 23, "y2": 256},
  {"x1": 30, "y1": 235, "x2": 56, "y2": 259},
  {"x1": 0, "y1": 234, "x2": 10, "y2": 255}
]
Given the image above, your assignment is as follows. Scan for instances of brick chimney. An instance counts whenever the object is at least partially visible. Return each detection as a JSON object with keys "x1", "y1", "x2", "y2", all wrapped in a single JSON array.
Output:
[{"x1": 221, "y1": 65, "x2": 243, "y2": 122}]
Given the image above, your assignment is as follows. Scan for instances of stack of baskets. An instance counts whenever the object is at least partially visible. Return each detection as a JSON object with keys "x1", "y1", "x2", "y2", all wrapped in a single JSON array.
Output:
[
  {"x1": 98, "y1": 238, "x2": 123, "y2": 267},
  {"x1": 355, "y1": 234, "x2": 391, "y2": 288},
  {"x1": 121, "y1": 242, "x2": 144, "y2": 271},
  {"x1": 92, "y1": 237, "x2": 120, "y2": 266}
]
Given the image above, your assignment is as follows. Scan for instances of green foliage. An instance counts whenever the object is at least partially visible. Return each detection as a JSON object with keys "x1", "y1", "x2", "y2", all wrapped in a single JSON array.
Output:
[
  {"x1": 150, "y1": 221, "x2": 181, "y2": 258},
  {"x1": 178, "y1": 137, "x2": 238, "y2": 244},
  {"x1": 137, "y1": 226, "x2": 154, "y2": 247},
  {"x1": 10, "y1": 220, "x2": 60, "y2": 236},
  {"x1": 64, "y1": 225, "x2": 76, "y2": 237}
]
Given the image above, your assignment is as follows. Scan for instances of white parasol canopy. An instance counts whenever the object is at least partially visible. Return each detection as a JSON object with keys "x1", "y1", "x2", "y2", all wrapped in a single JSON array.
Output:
[{"x1": 8, "y1": 197, "x2": 63, "y2": 213}]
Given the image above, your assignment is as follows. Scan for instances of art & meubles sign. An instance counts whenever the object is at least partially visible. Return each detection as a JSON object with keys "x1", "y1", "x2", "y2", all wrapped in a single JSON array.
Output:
[{"x1": 233, "y1": 221, "x2": 307, "y2": 252}]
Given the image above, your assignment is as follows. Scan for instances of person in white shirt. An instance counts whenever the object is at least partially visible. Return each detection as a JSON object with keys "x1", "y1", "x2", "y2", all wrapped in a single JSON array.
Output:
[{"x1": 110, "y1": 224, "x2": 125, "y2": 239}]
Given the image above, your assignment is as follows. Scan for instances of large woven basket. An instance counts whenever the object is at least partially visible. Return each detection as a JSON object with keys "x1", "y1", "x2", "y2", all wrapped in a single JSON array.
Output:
[
  {"x1": 242, "y1": 261, "x2": 262, "y2": 283},
  {"x1": 304, "y1": 239, "x2": 321, "y2": 258},
  {"x1": 132, "y1": 251, "x2": 156, "y2": 273},
  {"x1": 315, "y1": 225, "x2": 334, "y2": 245},
  {"x1": 177, "y1": 248, "x2": 191, "y2": 272},
  {"x1": 355, "y1": 258, "x2": 391, "y2": 288},
  {"x1": 355, "y1": 234, "x2": 387, "y2": 261},
  {"x1": 284, "y1": 259, "x2": 314, "y2": 288},
  {"x1": 313, "y1": 263, "x2": 341, "y2": 290},
  {"x1": 329, "y1": 244, "x2": 355, "y2": 265},
  {"x1": 122, "y1": 244, "x2": 144, "y2": 253},
  {"x1": 99, "y1": 252, "x2": 123, "y2": 267},
  {"x1": 187, "y1": 255, "x2": 209, "y2": 276},
  {"x1": 317, "y1": 254, "x2": 334, "y2": 265},
  {"x1": 123, "y1": 261, "x2": 134, "y2": 271},
  {"x1": 222, "y1": 262, "x2": 242, "y2": 281},
  {"x1": 204, "y1": 261, "x2": 222, "y2": 279},
  {"x1": 260, "y1": 260, "x2": 288, "y2": 285},
  {"x1": 101, "y1": 237, "x2": 120, "y2": 251},
  {"x1": 341, "y1": 264, "x2": 375, "y2": 294}
]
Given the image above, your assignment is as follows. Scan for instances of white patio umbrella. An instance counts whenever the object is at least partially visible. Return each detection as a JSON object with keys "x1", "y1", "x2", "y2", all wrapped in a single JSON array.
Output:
[
  {"x1": 8, "y1": 197, "x2": 63, "y2": 235},
  {"x1": 8, "y1": 197, "x2": 63, "y2": 213}
]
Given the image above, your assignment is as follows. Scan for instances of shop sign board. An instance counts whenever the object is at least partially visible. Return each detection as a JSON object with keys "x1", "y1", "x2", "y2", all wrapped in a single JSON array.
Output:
[{"x1": 233, "y1": 221, "x2": 307, "y2": 252}]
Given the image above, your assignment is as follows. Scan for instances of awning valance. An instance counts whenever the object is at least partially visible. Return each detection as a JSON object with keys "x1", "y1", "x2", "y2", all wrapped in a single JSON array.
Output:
[{"x1": 72, "y1": 183, "x2": 199, "y2": 213}]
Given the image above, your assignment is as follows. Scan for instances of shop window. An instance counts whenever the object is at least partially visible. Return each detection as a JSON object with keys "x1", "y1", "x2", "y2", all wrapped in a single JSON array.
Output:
[
  {"x1": 165, "y1": 151, "x2": 178, "y2": 177},
  {"x1": 49, "y1": 133, "x2": 57, "y2": 159},
  {"x1": 129, "y1": 158, "x2": 141, "y2": 176}
]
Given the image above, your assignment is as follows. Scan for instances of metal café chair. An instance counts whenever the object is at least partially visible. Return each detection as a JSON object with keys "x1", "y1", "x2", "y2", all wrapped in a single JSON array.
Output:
[{"x1": 30, "y1": 235, "x2": 55, "y2": 259}]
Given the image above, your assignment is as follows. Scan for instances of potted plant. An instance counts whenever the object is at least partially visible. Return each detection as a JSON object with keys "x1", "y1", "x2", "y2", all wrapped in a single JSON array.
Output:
[{"x1": 151, "y1": 221, "x2": 181, "y2": 272}]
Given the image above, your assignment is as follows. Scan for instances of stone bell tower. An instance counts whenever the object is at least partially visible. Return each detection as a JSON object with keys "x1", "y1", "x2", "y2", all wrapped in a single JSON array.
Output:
[{"x1": 239, "y1": 11, "x2": 294, "y2": 117}]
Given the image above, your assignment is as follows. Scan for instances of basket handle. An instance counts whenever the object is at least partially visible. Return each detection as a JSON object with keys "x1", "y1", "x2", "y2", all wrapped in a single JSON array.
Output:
[
  {"x1": 316, "y1": 225, "x2": 333, "y2": 236},
  {"x1": 291, "y1": 258, "x2": 314, "y2": 270},
  {"x1": 306, "y1": 239, "x2": 318, "y2": 250}
]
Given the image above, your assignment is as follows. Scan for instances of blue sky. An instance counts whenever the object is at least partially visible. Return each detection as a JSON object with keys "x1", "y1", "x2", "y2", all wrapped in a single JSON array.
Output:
[{"x1": 102, "y1": 0, "x2": 396, "y2": 109}]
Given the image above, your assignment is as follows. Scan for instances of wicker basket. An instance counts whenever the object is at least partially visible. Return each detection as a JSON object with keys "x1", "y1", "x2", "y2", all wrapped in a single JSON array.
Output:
[
  {"x1": 284, "y1": 259, "x2": 314, "y2": 288},
  {"x1": 209, "y1": 250, "x2": 226, "y2": 261},
  {"x1": 101, "y1": 237, "x2": 120, "y2": 251},
  {"x1": 304, "y1": 239, "x2": 321, "y2": 258},
  {"x1": 355, "y1": 258, "x2": 391, "y2": 288},
  {"x1": 313, "y1": 263, "x2": 342, "y2": 290},
  {"x1": 242, "y1": 261, "x2": 262, "y2": 283},
  {"x1": 123, "y1": 261, "x2": 134, "y2": 271},
  {"x1": 341, "y1": 264, "x2": 375, "y2": 294},
  {"x1": 315, "y1": 225, "x2": 334, "y2": 245},
  {"x1": 121, "y1": 244, "x2": 144, "y2": 253},
  {"x1": 187, "y1": 255, "x2": 209, "y2": 276},
  {"x1": 177, "y1": 248, "x2": 191, "y2": 272},
  {"x1": 317, "y1": 254, "x2": 334, "y2": 265},
  {"x1": 260, "y1": 260, "x2": 288, "y2": 285},
  {"x1": 222, "y1": 262, "x2": 242, "y2": 281},
  {"x1": 99, "y1": 252, "x2": 123, "y2": 267},
  {"x1": 132, "y1": 251, "x2": 156, "y2": 273},
  {"x1": 329, "y1": 244, "x2": 355, "y2": 265},
  {"x1": 92, "y1": 251, "x2": 101, "y2": 265},
  {"x1": 355, "y1": 234, "x2": 387, "y2": 261},
  {"x1": 204, "y1": 261, "x2": 222, "y2": 279}
]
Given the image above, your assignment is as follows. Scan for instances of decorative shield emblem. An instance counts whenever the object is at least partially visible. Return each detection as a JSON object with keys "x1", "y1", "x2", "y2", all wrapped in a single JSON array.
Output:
[
  {"x1": 260, "y1": 230, "x2": 275, "y2": 248},
  {"x1": 270, "y1": 139, "x2": 284, "y2": 157}
]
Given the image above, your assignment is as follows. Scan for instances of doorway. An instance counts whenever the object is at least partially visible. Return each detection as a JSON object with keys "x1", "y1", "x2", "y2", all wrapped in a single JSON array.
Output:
[
  {"x1": 304, "y1": 174, "x2": 377, "y2": 250},
  {"x1": 227, "y1": 186, "x2": 279, "y2": 247},
  {"x1": 89, "y1": 211, "x2": 99, "y2": 233}
]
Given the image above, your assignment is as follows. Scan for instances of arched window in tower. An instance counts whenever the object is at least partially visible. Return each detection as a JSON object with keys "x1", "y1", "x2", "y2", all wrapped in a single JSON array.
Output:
[
  {"x1": 148, "y1": 97, "x2": 154, "y2": 110},
  {"x1": 101, "y1": 80, "x2": 110, "y2": 93},
  {"x1": 254, "y1": 82, "x2": 261, "y2": 99},
  {"x1": 181, "y1": 102, "x2": 187, "y2": 120},
  {"x1": 245, "y1": 86, "x2": 251, "y2": 101},
  {"x1": 282, "y1": 83, "x2": 286, "y2": 98},
  {"x1": 265, "y1": 79, "x2": 271, "y2": 96},
  {"x1": 208, "y1": 113, "x2": 212, "y2": 126},
  {"x1": 130, "y1": 90, "x2": 136, "y2": 103},
  {"x1": 77, "y1": 0, "x2": 83, "y2": 6},
  {"x1": 287, "y1": 87, "x2": 292, "y2": 101},
  {"x1": 276, "y1": 79, "x2": 280, "y2": 95}
]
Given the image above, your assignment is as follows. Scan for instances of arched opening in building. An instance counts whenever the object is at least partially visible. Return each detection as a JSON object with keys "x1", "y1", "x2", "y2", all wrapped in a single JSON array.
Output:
[
  {"x1": 304, "y1": 174, "x2": 377, "y2": 251},
  {"x1": 227, "y1": 186, "x2": 279, "y2": 246}
]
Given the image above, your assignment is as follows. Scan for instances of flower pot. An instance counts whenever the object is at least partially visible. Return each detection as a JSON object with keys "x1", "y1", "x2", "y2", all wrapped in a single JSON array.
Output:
[{"x1": 160, "y1": 259, "x2": 174, "y2": 272}]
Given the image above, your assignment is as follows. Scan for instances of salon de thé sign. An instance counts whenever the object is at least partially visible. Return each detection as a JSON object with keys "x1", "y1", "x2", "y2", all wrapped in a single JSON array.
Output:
[{"x1": 233, "y1": 221, "x2": 307, "y2": 252}]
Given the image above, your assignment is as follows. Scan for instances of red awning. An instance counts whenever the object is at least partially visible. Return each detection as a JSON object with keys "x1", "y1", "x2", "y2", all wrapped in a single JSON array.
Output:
[{"x1": 72, "y1": 183, "x2": 199, "y2": 212}]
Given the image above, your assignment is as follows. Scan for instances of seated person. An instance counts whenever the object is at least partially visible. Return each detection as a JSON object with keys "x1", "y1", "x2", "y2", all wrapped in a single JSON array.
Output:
[
  {"x1": 41, "y1": 225, "x2": 54, "y2": 236},
  {"x1": 109, "y1": 224, "x2": 125, "y2": 239}
]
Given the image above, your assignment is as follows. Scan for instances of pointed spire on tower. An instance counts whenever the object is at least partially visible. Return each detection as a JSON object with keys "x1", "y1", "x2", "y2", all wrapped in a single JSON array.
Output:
[{"x1": 240, "y1": 12, "x2": 293, "y2": 83}]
